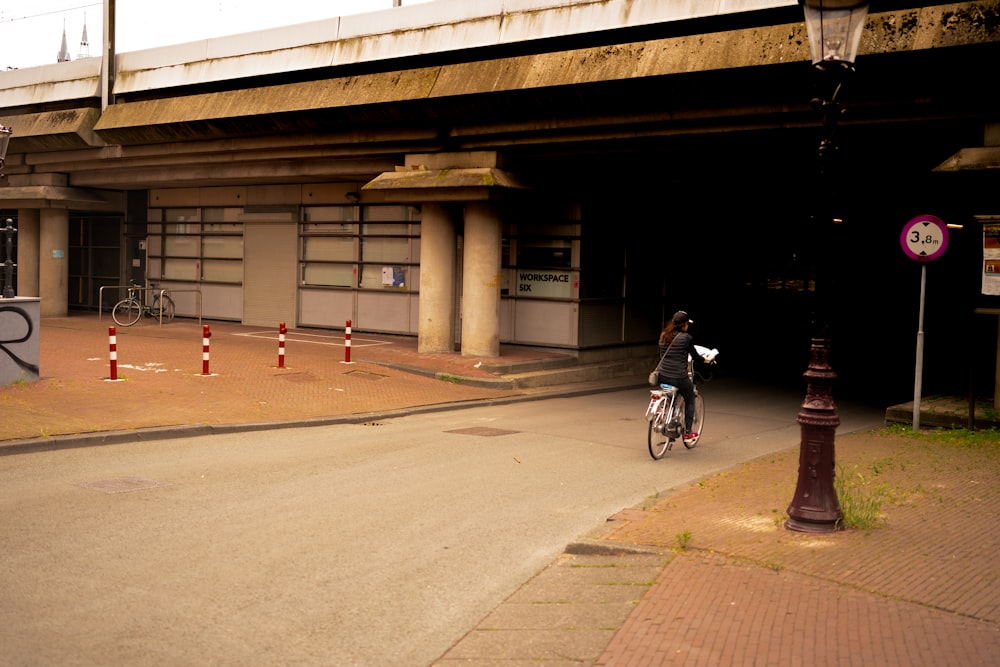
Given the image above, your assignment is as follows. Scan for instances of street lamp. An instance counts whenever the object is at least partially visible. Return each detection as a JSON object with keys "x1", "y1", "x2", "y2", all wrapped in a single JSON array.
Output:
[
  {"x1": 2, "y1": 219, "x2": 14, "y2": 299},
  {"x1": 785, "y1": 0, "x2": 870, "y2": 534},
  {"x1": 801, "y1": 0, "x2": 869, "y2": 68},
  {"x1": 0, "y1": 125, "x2": 12, "y2": 299},
  {"x1": 0, "y1": 124, "x2": 11, "y2": 176}
]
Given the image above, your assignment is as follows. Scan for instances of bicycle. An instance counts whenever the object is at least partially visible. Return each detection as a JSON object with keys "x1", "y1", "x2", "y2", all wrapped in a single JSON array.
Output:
[
  {"x1": 112, "y1": 283, "x2": 175, "y2": 326},
  {"x1": 645, "y1": 348, "x2": 716, "y2": 460}
]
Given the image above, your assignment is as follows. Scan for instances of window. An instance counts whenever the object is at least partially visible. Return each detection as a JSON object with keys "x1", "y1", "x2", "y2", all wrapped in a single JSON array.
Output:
[
  {"x1": 517, "y1": 238, "x2": 573, "y2": 268},
  {"x1": 149, "y1": 208, "x2": 243, "y2": 283},
  {"x1": 300, "y1": 205, "x2": 420, "y2": 290},
  {"x1": 509, "y1": 223, "x2": 579, "y2": 299}
]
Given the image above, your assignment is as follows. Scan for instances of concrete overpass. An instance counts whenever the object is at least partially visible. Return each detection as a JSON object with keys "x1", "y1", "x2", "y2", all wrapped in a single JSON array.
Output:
[{"x1": 1, "y1": 0, "x2": 998, "y2": 404}]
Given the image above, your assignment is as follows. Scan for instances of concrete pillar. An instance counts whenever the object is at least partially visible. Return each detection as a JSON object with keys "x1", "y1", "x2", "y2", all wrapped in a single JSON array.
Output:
[
  {"x1": 461, "y1": 201, "x2": 501, "y2": 358},
  {"x1": 39, "y1": 209, "x2": 69, "y2": 317},
  {"x1": 16, "y1": 209, "x2": 40, "y2": 297},
  {"x1": 417, "y1": 203, "x2": 457, "y2": 353}
]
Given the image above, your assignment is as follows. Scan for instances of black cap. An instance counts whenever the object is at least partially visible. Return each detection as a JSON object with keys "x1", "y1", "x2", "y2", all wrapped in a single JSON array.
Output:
[{"x1": 672, "y1": 310, "x2": 693, "y2": 325}]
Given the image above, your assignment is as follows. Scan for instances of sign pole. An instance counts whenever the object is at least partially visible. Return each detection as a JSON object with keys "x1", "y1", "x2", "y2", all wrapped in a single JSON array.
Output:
[
  {"x1": 900, "y1": 214, "x2": 950, "y2": 432},
  {"x1": 913, "y1": 264, "x2": 927, "y2": 430}
]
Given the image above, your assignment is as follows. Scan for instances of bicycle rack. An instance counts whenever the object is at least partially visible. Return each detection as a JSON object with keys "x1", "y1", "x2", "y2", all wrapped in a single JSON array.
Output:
[{"x1": 99, "y1": 284, "x2": 203, "y2": 326}]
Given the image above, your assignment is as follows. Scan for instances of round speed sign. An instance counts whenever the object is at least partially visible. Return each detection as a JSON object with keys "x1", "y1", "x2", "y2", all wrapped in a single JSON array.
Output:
[{"x1": 900, "y1": 214, "x2": 949, "y2": 262}]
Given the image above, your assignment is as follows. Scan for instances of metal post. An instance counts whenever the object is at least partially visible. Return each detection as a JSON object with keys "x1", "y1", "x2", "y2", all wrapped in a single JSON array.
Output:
[
  {"x1": 202, "y1": 325, "x2": 212, "y2": 375},
  {"x1": 342, "y1": 319, "x2": 353, "y2": 364},
  {"x1": 913, "y1": 264, "x2": 927, "y2": 430},
  {"x1": 2, "y1": 219, "x2": 16, "y2": 298},
  {"x1": 785, "y1": 56, "x2": 855, "y2": 535},
  {"x1": 108, "y1": 326, "x2": 118, "y2": 381},
  {"x1": 786, "y1": 337, "x2": 843, "y2": 532},
  {"x1": 278, "y1": 322, "x2": 287, "y2": 368}
]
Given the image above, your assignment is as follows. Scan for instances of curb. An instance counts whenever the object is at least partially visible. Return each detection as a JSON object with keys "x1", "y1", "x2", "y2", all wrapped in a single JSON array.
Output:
[
  {"x1": 0, "y1": 377, "x2": 649, "y2": 456},
  {"x1": 563, "y1": 539, "x2": 668, "y2": 557}
]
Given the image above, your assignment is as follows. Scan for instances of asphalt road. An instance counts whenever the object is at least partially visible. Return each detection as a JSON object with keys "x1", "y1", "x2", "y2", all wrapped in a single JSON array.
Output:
[{"x1": 0, "y1": 381, "x2": 884, "y2": 666}]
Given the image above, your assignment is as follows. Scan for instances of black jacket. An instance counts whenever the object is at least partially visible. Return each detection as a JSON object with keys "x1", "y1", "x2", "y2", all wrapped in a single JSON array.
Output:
[{"x1": 656, "y1": 331, "x2": 699, "y2": 380}]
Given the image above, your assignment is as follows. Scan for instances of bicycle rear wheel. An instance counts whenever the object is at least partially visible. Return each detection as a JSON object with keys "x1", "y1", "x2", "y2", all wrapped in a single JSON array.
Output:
[
  {"x1": 680, "y1": 391, "x2": 706, "y2": 449},
  {"x1": 648, "y1": 409, "x2": 672, "y2": 460},
  {"x1": 112, "y1": 298, "x2": 142, "y2": 326},
  {"x1": 152, "y1": 294, "x2": 175, "y2": 323}
]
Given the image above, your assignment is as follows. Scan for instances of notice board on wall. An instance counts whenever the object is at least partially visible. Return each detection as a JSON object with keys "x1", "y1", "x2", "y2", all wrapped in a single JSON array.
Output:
[{"x1": 983, "y1": 220, "x2": 1000, "y2": 296}]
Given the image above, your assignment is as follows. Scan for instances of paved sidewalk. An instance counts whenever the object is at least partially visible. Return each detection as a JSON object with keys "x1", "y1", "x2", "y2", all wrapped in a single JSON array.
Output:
[
  {"x1": 435, "y1": 429, "x2": 1000, "y2": 666},
  {"x1": 0, "y1": 315, "x2": 583, "y2": 449},
  {"x1": 3, "y1": 315, "x2": 999, "y2": 666}
]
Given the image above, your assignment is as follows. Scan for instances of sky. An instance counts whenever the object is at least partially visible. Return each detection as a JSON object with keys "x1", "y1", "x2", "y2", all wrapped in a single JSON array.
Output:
[{"x1": 0, "y1": 0, "x2": 435, "y2": 71}]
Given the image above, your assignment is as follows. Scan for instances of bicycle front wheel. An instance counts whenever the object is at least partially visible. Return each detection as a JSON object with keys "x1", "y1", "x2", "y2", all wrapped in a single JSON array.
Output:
[
  {"x1": 112, "y1": 298, "x2": 142, "y2": 326},
  {"x1": 680, "y1": 391, "x2": 706, "y2": 449},
  {"x1": 152, "y1": 294, "x2": 175, "y2": 323},
  {"x1": 648, "y1": 410, "x2": 671, "y2": 460}
]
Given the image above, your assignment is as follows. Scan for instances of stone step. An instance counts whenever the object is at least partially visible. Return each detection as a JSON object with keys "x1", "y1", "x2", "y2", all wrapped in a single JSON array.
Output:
[
  {"x1": 477, "y1": 354, "x2": 579, "y2": 375},
  {"x1": 503, "y1": 358, "x2": 652, "y2": 389},
  {"x1": 883, "y1": 395, "x2": 992, "y2": 430}
]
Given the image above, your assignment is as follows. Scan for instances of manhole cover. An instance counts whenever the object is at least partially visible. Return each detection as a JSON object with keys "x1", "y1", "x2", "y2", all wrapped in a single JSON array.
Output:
[
  {"x1": 76, "y1": 476, "x2": 168, "y2": 494},
  {"x1": 278, "y1": 372, "x2": 317, "y2": 382},
  {"x1": 446, "y1": 427, "x2": 520, "y2": 437}
]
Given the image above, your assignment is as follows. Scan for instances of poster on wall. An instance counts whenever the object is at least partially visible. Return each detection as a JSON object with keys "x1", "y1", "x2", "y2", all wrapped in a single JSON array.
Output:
[
  {"x1": 983, "y1": 223, "x2": 1000, "y2": 295},
  {"x1": 381, "y1": 266, "x2": 405, "y2": 287}
]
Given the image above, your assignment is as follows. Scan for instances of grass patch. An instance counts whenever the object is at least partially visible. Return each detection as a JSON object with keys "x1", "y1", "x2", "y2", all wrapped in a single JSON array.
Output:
[
  {"x1": 834, "y1": 464, "x2": 888, "y2": 530},
  {"x1": 674, "y1": 530, "x2": 692, "y2": 551},
  {"x1": 882, "y1": 423, "x2": 1000, "y2": 451}
]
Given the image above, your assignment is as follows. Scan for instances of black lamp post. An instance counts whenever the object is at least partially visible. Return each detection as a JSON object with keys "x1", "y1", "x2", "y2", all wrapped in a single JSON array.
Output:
[
  {"x1": 0, "y1": 124, "x2": 12, "y2": 299},
  {"x1": 785, "y1": 0, "x2": 870, "y2": 533},
  {"x1": 2, "y1": 219, "x2": 15, "y2": 299},
  {"x1": 0, "y1": 123, "x2": 11, "y2": 174}
]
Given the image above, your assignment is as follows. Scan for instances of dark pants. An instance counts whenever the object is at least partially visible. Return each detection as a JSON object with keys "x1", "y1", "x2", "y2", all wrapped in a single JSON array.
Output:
[{"x1": 660, "y1": 374, "x2": 695, "y2": 433}]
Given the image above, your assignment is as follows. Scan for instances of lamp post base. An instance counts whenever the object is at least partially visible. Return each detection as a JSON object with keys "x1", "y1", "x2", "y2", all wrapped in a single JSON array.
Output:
[{"x1": 785, "y1": 337, "x2": 843, "y2": 533}]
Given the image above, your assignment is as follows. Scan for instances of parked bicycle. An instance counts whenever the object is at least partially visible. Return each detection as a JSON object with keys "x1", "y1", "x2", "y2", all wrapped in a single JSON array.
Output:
[
  {"x1": 112, "y1": 283, "x2": 175, "y2": 326},
  {"x1": 645, "y1": 346, "x2": 717, "y2": 460}
]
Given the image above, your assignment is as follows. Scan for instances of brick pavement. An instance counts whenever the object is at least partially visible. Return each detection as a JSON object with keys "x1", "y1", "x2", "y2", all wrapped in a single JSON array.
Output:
[
  {"x1": 1, "y1": 315, "x2": 551, "y2": 446},
  {"x1": 433, "y1": 429, "x2": 1000, "y2": 666},
  {"x1": 590, "y1": 431, "x2": 1000, "y2": 665}
]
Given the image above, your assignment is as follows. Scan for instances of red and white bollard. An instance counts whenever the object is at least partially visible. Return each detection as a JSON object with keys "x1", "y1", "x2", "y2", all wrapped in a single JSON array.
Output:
[
  {"x1": 278, "y1": 322, "x2": 287, "y2": 368},
  {"x1": 342, "y1": 319, "x2": 353, "y2": 364},
  {"x1": 202, "y1": 324, "x2": 212, "y2": 375},
  {"x1": 108, "y1": 326, "x2": 118, "y2": 381}
]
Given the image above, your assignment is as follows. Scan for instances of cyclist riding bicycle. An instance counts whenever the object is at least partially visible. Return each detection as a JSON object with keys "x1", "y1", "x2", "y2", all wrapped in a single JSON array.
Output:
[{"x1": 653, "y1": 310, "x2": 715, "y2": 445}]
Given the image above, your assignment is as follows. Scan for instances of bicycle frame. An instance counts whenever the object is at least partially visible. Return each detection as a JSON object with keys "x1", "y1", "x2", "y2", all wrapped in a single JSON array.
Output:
[
  {"x1": 645, "y1": 345, "x2": 719, "y2": 460},
  {"x1": 646, "y1": 352, "x2": 714, "y2": 460},
  {"x1": 111, "y1": 283, "x2": 175, "y2": 327}
]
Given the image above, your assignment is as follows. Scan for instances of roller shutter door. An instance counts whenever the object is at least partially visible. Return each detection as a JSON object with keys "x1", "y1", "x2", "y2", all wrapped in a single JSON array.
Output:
[{"x1": 243, "y1": 222, "x2": 297, "y2": 327}]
